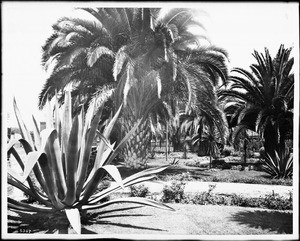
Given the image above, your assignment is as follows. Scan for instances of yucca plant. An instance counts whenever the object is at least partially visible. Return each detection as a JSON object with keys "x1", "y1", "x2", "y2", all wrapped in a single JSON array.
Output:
[
  {"x1": 7, "y1": 90, "x2": 173, "y2": 234},
  {"x1": 262, "y1": 147, "x2": 293, "y2": 179}
]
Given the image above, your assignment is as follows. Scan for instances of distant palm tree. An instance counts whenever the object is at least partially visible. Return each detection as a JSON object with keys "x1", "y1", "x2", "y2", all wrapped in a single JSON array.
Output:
[
  {"x1": 219, "y1": 45, "x2": 294, "y2": 159},
  {"x1": 40, "y1": 8, "x2": 229, "y2": 167},
  {"x1": 230, "y1": 124, "x2": 250, "y2": 164},
  {"x1": 192, "y1": 125, "x2": 220, "y2": 168}
]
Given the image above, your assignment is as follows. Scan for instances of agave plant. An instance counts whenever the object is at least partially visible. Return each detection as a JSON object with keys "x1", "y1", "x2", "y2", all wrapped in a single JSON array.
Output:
[
  {"x1": 7, "y1": 90, "x2": 173, "y2": 234},
  {"x1": 262, "y1": 147, "x2": 293, "y2": 179}
]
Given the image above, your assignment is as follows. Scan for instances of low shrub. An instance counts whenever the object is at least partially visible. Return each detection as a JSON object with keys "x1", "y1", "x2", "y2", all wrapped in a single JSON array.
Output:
[
  {"x1": 179, "y1": 172, "x2": 193, "y2": 181},
  {"x1": 161, "y1": 172, "x2": 194, "y2": 182},
  {"x1": 189, "y1": 173, "x2": 292, "y2": 186},
  {"x1": 221, "y1": 162, "x2": 231, "y2": 170},
  {"x1": 224, "y1": 150, "x2": 231, "y2": 157},
  {"x1": 259, "y1": 147, "x2": 265, "y2": 159},
  {"x1": 162, "y1": 181, "x2": 186, "y2": 203},
  {"x1": 231, "y1": 150, "x2": 240, "y2": 157},
  {"x1": 221, "y1": 149, "x2": 231, "y2": 157},
  {"x1": 225, "y1": 156, "x2": 242, "y2": 163},
  {"x1": 268, "y1": 178, "x2": 292, "y2": 186},
  {"x1": 179, "y1": 192, "x2": 293, "y2": 210},
  {"x1": 228, "y1": 194, "x2": 259, "y2": 207},
  {"x1": 262, "y1": 192, "x2": 293, "y2": 210},
  {"x1": 130, "y1": 184, "x2": 149, "y2": 197},
  {"x1": 247, "y1": 157, "x2": 261, "y2": 164},
  {"x1": 212, "y1": 159, "x2": 226, "y2": 167},
  {"x1": 221, "y1": 146, "x2": 234, "y2": 157},
  {"x1": 230, "y1": 165, "x2": 244, "y2": 171}
]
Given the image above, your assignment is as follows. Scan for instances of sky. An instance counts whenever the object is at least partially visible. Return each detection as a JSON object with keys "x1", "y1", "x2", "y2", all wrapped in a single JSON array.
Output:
[{"x1": 2, "y1": 1, "x2": 299, "y2": 130}]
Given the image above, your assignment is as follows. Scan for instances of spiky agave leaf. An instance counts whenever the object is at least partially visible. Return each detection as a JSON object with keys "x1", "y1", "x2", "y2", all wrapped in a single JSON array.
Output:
[
  {"x1": 13, "y1": 97, "x2": 35, "y2": 147},
  {"x1": 75, "y1": 103, "x2": 104, "y2": 199},
  {"x1": 7, "y1": 151, "x2": 44, "y2": 183},
  {"x1": 65, "y1": 208, "x2": 81, "y2": 234},
  {"x1": 262, "y1": 149, "x2": 293, "y2": 178},
  {"x1": 63, "y1": 114, "x2": 80, "y2": 206},
  {"x1": 86, "y1": 165, "x2": 169, "y2": 205},
  {"x1": 8, "y1": 198, "x2": 54, "y2": 213},
  {"x1": 10, "y1": 78, "x2": 174, "y2": 234},
  {"x1": 82, "y1": 197, "x2": 174, "y2": 211},
  {"x1": 89, "y1": 104, "x2": 122, "y2": 174}
]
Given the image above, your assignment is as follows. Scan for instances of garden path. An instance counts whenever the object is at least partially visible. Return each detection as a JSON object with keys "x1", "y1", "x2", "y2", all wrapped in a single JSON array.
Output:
[{"x1": 119, "y1": 181, "x2": 293, "y2": 199}]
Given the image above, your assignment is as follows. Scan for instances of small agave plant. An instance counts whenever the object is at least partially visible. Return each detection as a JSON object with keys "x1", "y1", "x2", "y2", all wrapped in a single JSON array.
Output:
[
  {"x1": 263, "y1": 147, "x2": 293, "y2": 179},
  {"x1": 7, "y1": 90, "x2": 173, "y2": 234}
]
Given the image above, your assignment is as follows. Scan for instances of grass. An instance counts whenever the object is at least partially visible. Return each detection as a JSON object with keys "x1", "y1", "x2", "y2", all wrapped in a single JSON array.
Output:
[
  {"x1": 8, "y1": 146, "x2": 292, "y2": 186},
  {"x1": 116, "y1": 151, "x2": 293, "y2": 186},
  {"x1": 6, "y1": 148, "x2": 294, "y2": 235},
  {"x1": 7, "y1": 203, "x2": 293, "y2": 235}
]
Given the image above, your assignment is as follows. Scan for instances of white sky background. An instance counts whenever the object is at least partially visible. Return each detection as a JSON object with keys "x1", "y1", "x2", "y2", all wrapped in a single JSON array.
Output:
[{"x1": 2, "y1": 1, "x2": 299, "y2": 130}]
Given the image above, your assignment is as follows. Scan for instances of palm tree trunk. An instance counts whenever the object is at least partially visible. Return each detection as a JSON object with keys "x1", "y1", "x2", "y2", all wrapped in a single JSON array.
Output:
[
  {"x1": 264, "y1": 123, "x2": 279, "y2": 160},
  {"x1": 166, "y1": 124, "x2": 169, "y2": 162},
  {"x1": 122, "y1": 117, "x2": 151, "y2": 169},
  {"x1": 243, "y1": 139, "x2": 247, "y2": 164},
  {"x1": 183, "y1": 142, "x2": 187, "y2": 159},
  {"x1": 142, "y1": 8, "x2": 151, "y2": 33},
  {"x1": 171, "y1": 131, "x2": 181, "y2": 152}
]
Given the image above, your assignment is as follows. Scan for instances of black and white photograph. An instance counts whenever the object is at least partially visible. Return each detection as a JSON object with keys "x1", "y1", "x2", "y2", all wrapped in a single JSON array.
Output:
[{"x1": 2, "y1": 1, "x2": 299, "y2": 240}]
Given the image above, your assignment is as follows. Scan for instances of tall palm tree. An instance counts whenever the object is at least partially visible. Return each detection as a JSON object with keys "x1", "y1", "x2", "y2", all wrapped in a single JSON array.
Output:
[
  {"x1": 39, "y1": 8, "x2": 229, "y2": 167},
  {"x1": 219, "y1": 45, "x2": 294, "y2": 159},
  {"x1": 113, "y1": 70, "x2": 168, "y2": 168}
]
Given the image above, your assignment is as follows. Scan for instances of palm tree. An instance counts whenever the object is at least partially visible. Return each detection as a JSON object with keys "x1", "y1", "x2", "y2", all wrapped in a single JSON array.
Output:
[
  {"x1": 219, "y1": 45, "x2": 294, "y2": 160},
  {"x1": 230, "y1": 124, "x2": 250, "y2": 164},
  {"x1": 39, "y1": 8, "x2": 229, "y2": 168},
  {"x1": 194, "y1": 130, "x2": 220, "y2": 169},
  {"x1": 181, "y1": 109, "x2": 226, "y2": 168},
  {"x1": 113, "y1": 70, "x2": 168, "y2": 168}
]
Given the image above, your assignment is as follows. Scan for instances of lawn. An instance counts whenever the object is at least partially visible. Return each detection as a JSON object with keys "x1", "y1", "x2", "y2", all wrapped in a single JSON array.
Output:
[
  {"x1": 116, "y1": 151, "x2": 292, "y2": 186},
  {"x1": 6, "y1": 148, "x2": 294, "y2": 236},
  {"x1": 8, "y1": 203, "x2": 292, "y2": 235},
  {"x1": 8, "y1": 146, "x2": 292, "y2": 186}
]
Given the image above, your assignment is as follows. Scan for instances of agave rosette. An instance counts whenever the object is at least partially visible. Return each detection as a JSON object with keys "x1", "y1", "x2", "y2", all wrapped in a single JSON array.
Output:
[
  {"x1": 263, "y1": 148, "x2": 293, "y2": 179},
  {"x1": 7, "y1": 90, "x2": 173, "y2": 234}
]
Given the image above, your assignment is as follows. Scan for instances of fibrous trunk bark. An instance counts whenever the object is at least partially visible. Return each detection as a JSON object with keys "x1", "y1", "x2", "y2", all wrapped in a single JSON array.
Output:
[{"x1": 122, "y1": 117, "x2": 151, "y2": 169}]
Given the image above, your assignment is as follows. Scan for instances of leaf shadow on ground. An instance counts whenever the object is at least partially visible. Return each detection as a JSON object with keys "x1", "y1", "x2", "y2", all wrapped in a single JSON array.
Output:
[
  {"x1": 8, "y1": 210, "x2": 70, "y2": 234},
  {"x1": 8, "y1": 205, "x2": 167, "y2": 234},
  {"x1": 229, "y1": 209, "x2": 293, "y2": 234},
  {"x1": 82, "y1": 205, "x2": 167, "y2": 234},
  {"x1": 117, "y1": 163, "x2": 211, "y2": 180}
]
